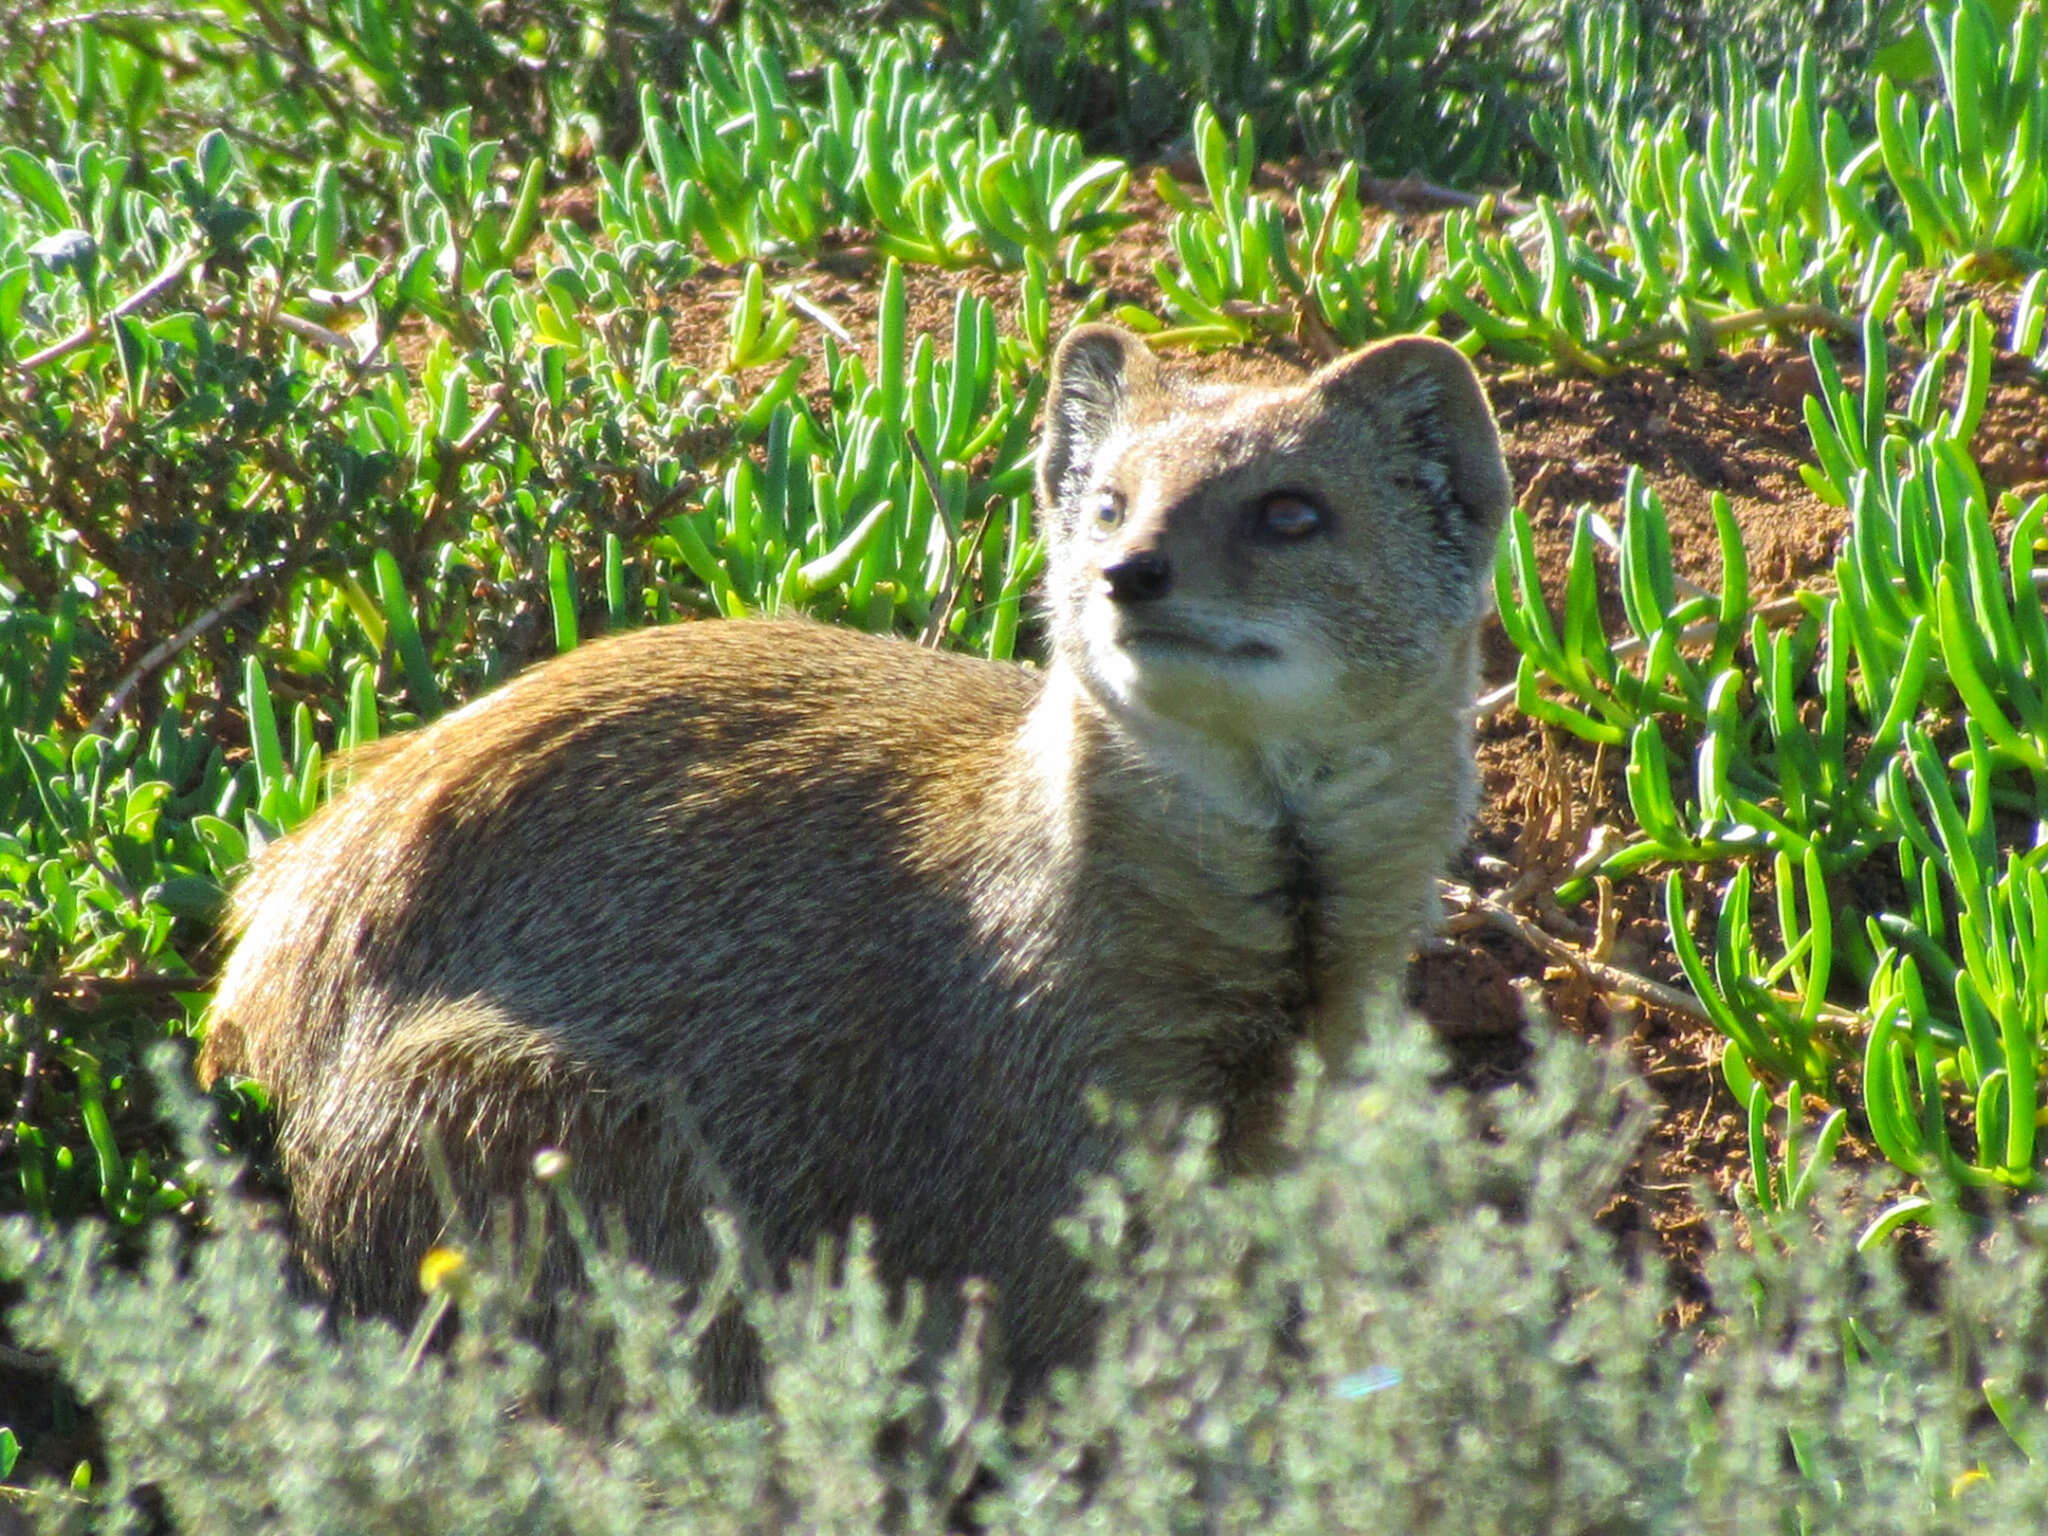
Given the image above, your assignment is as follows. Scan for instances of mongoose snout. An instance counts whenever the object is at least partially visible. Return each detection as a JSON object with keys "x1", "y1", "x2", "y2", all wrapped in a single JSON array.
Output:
[
  {"x1": 1100, "y1": 550, "x2": 1172, "y2": 603},
  {"x1": 199, "y1": 323, "x2": 1513, "y2": 1404}
]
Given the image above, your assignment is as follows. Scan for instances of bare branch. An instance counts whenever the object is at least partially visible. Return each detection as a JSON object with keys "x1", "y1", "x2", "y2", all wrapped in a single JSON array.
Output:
[
  {"x1": 88, "y1": 578, "x2": 261, "y2": 736},
  {"x1": 14, "y1": 246, "x2": 201, "y2": 374},
  {"x1": 1441, "y1": 878, "x2": 1714, "y2": 1025}
]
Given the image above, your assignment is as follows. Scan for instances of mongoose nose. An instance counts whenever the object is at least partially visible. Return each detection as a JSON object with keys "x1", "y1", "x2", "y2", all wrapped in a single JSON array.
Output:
[{"x1": 1100, "y1": 552, "x2": 1172, "y2": 603}]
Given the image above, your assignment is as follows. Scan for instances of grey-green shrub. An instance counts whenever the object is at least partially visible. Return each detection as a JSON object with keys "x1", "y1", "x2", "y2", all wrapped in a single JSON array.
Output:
[{"x1": 8, "y1": 1028, "x2": 2048, "y2": 1532}]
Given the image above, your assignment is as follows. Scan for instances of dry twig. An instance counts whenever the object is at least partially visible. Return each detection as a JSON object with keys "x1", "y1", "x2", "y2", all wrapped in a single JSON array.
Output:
[
  {"x1": 911, "y1": 428, "x2": 1005, "y2": 651},
  {"x1": 88, "y1": 577, "x2": 263, "y2": 736},
  {"x1": 15, "y1": 246, "x2": 201, "y2": 373},
  {"x1": 1441, "y1": 877, "x2": 1714, "y2": 1026}
]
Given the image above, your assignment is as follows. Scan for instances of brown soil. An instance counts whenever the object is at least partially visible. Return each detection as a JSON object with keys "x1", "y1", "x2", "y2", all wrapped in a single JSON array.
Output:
[{"x1": 621, "y1": 170, "x2": 2048, "y2": 1315}]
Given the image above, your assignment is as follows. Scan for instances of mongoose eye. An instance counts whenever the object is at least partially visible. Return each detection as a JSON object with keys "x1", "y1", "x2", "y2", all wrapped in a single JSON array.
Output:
[
  {"x1": 1087, "y1": 490, "x2": 1125, "y2": 535},
  {"x1": 1252, "y1": 492, "x2": 1324, "y2": 542}
]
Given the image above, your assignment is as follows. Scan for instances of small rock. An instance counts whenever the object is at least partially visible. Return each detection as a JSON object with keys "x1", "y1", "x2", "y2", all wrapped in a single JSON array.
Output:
[{"x1": 1766, "y1": 356, "x2": 1820, "y2": 410}]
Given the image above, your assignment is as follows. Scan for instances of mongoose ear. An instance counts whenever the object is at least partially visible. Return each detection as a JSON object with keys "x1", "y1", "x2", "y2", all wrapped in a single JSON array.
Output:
[
  {"x1": 1038, "y1": 325, "x2": 1162, "y2": 513},
  {"x1": 1311, "y1": 336, "x2": 1512, "y2": 570}
]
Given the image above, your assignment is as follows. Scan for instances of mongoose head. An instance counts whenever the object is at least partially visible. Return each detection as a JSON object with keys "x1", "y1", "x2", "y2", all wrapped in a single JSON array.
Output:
[{"x1": 1036, "y1": 326, "x2": 1511, "y2": 755}]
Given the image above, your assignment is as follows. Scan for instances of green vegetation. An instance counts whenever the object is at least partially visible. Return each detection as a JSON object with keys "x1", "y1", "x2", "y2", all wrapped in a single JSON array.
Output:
[
  {"x1": 12, "y1": 1035, "x2": 2048, "y2": 1530},
  {"x1": 1499, "y1": 306, "x2": 2048, "y2": 1209},
  {"x1": 4, "y1": 0, "x2": 2048, "y2": 1526}
]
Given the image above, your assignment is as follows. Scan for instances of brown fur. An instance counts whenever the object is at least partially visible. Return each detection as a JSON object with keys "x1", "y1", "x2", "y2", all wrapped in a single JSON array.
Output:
[{"x1": 199, "y1": 326, "x2": 1513, "y2": 1401}]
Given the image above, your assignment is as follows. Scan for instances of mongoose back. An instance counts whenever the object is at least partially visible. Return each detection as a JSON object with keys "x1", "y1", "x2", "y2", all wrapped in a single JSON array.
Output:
[{"x1": 200, "y1": 325, "x2": 1512, "y2": 1400}]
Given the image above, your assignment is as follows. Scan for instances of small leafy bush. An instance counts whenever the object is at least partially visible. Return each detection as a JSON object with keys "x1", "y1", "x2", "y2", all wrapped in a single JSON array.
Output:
[{"x1": 9, "y1": 1030, "x2": 2048, "y2": 1532}]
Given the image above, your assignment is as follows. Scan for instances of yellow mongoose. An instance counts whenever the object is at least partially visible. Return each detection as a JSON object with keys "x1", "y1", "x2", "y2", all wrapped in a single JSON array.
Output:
[{"x1": 199, "y1": 325, "x2": 1512, "y2": 1400}]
